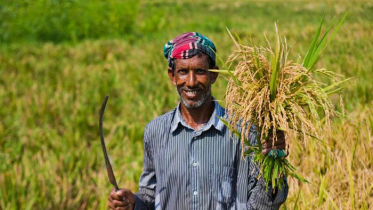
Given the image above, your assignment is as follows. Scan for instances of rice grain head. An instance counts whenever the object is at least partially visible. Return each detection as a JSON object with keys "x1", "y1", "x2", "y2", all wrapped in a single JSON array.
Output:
[{"x1": 225, "y1": 28, "x2": 336, "y2": 153}]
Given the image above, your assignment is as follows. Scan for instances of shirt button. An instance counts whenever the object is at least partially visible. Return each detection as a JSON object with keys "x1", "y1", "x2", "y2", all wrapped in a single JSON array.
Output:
[
  {"x1": 192, "y1": 162, "x2": 198, "y2": 167},
  {"x1": 193, "y1": 191, "x2": 198, "y2": 196}
]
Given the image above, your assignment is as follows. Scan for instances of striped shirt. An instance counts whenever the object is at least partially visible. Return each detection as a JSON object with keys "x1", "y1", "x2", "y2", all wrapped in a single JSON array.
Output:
[{"x1": 134, "y1": 101, "x2": 288, "y2": 210}]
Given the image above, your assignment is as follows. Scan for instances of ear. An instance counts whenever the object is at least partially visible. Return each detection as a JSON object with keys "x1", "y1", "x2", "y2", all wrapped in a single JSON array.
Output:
[
  {"x1": 209, "y1": 65, "x2": 219, "y2": 84},
  {"x1": 168, "y1": 67, "x2": 177, "y2": 86}
]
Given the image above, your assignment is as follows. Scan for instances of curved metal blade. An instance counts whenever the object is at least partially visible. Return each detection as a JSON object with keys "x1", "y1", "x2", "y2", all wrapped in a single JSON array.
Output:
[{"x1": 99, "y1": 95, "x2": 119, "y2": 191}]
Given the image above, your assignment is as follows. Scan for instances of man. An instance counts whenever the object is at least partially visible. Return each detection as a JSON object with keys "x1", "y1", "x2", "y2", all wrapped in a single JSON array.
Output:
[{"x1": 108, "y1": 32, "x2": 288, "y2": 210}]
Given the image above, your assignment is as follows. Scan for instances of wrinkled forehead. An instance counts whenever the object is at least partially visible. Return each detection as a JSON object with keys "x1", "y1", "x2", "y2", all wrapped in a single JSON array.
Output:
[{"x1": 174, "y1": 53, "x2": 210, "y2": 70}]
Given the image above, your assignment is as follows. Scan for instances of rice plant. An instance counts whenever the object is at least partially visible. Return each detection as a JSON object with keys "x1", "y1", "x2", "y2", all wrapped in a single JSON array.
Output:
[{"x1": 212, "y1": 13, "x2": 349, "y2": 189}]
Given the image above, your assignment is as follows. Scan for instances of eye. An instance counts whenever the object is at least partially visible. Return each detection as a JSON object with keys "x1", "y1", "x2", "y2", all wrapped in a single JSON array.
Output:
[
  {"x1": 178, "y1": 69, "x2": 188, "y2": 75},
  {"x1": 196, "y1": 69, "x2": 207, "y2": 74}
]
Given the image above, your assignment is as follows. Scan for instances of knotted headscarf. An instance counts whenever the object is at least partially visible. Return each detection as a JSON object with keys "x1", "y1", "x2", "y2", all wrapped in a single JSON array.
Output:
[{"x1": 163, "y1": 32, "x2": 217, "y2": 68}]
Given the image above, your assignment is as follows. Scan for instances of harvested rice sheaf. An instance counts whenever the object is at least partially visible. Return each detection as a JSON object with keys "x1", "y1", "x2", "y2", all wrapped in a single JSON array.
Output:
[{"x1": 215, "y1": 13, "x2": 349, "y2": 190}]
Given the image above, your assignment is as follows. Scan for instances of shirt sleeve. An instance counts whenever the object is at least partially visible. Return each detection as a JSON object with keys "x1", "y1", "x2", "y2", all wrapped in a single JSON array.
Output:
[
  {"x1": 134, "y1": 127, "x2": 156, "y2": 210},
  {"x1": 247, "y1": 161, "x2": 289, "y2": 209},
  {"x1": 246, "y1": 128, "x2": 289, "y2": 210}
]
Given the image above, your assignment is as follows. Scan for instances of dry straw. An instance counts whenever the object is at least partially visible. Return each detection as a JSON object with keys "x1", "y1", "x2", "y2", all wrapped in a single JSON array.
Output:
[{"x1": 212, "y1": 13, "x2": 349, "y2": 189}]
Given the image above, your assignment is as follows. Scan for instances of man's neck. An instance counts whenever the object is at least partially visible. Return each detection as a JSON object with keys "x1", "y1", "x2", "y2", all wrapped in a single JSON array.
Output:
[{"x1": 179, "y1": 97, "x2": 215, "y2": 131}]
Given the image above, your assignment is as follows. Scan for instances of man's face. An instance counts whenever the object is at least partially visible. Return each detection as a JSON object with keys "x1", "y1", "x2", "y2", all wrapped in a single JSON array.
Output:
[{"x1": 168, "y1": 54, "x2": 218, "y2": 109}]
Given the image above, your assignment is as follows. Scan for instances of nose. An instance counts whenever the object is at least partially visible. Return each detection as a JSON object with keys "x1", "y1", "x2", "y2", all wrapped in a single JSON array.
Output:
[{"x1": 186, "y1": 70, "x2": 197, "y2": 87}]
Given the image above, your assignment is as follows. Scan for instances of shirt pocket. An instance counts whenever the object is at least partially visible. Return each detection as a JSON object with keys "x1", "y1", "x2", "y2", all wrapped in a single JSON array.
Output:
[{"x1": 210, "y1": 165, "x2": 236, "y2": 204}]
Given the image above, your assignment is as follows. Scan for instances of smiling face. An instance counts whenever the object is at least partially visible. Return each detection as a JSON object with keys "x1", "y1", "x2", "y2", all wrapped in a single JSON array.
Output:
[{"x1": 168, "y1": 53, "x2": 218, "y2": 109}]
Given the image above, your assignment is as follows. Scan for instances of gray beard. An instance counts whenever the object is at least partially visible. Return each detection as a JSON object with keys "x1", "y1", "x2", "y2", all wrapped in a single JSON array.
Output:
[{"x1": 178, "y1": 86, "x2": 211, "y2": 109}]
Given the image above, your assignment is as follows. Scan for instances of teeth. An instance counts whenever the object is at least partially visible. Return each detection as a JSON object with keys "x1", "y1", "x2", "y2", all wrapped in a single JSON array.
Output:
[{"x1": 184, "y1": 90, "x2": 198, "y2": 95}]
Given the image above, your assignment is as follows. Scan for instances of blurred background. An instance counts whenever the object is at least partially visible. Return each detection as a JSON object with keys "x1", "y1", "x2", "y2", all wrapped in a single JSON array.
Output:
[{"x1": 0, "y1": 0, "x2": 372, "y2": 209}]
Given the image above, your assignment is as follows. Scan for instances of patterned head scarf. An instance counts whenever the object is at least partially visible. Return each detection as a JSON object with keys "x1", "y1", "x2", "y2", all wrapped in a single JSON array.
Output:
[{"x1": 163, "y1": 32, "x2": 217, "y2": 69}]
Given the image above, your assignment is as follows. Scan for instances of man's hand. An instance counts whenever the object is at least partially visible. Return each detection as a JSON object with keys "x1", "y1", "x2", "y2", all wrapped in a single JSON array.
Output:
[
  {"x1": 261, "y1": 130, "x2": 287, "y2": 155},
  {"x1": 108, "y1": 188, "x2": 135, "y2": 210}
]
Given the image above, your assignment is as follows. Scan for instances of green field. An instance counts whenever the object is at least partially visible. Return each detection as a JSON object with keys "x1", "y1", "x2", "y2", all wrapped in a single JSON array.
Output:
[{"x1": 1, "y1": 0, "x2": 372, "y2": 209}]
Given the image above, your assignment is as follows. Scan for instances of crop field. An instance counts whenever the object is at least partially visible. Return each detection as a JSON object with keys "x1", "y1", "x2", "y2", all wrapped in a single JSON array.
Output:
[{"x1": 0, "y1": 0, "x2": 372, "y2": 209}]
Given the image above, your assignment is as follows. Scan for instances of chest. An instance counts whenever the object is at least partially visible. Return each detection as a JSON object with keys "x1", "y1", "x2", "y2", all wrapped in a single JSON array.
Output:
[{"x1": 154, "y1": 127, "x2": 240, "y2": 186}]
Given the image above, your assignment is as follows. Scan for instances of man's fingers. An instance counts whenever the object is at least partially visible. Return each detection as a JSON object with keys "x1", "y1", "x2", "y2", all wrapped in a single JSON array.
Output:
[
  {"x1": 108, "y1": 197, "x2": 115, "y2": 209},
  {"x1": 262, "y1": 142, "x2": 286, "y2": 150},
  {"x1": 264, "y1": 131, "x2": 286, "y2": 146},
  {"x1": 120, "y1": 189, "x2": 136, "y2": 206},
  {"x1": 272, "y1": 145, "x2": 286, "y2": 150},
  {"x1": 262, "y1": 130, "x2": 286, "y2": 154},
  {"x1": 108, "y1": 196, "x2": 130, "y2": 209},
  {"x1": 263, "y1": 141, "x2": 284, "y2": 149},
  {"x1": 110, "y1": 189, "x2": 121, "y2": 200},
  {"x1": 108, "y1": 188, "x2": 135, "y2": 210},
  {"x1": 273, "y1": 137, "x2": 285, "y2": 146},
  {"x1": 110, "y1": 189, "x2": 128, "y2": 200},
  {"x1": 110, "y1": 193, "x2": 121, "y2": 201},
  {"x1": 114, "y1": 200, "x2": 129, "y2": 208},
  {"x1": 262, "y1": 141, "x2": 272, "y2": 149},
  {"x1": 261, "y1": 148, "x2": 271, "y2": 155}
]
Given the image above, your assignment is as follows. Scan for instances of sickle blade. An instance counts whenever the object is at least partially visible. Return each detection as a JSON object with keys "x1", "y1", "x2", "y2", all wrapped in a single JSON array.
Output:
[{"x1": 99, "y1": 95, "x2": 119, "y2": 191}]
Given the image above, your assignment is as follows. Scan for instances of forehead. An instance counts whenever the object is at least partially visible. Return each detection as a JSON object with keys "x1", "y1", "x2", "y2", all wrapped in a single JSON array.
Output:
[{"x1": 174, "y1": 54, "x2": 210, "y2": 70}]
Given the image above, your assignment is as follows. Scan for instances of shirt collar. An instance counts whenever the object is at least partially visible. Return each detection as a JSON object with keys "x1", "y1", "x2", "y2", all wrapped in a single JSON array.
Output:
[{"x1": 170, "y1": 98, "x2": 225, "y2": 133}]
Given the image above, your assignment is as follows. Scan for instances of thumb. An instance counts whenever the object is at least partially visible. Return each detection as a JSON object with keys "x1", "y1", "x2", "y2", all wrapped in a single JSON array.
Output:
[{"x1": 116, "y1": 190, "x2": 124, "y2": 197}]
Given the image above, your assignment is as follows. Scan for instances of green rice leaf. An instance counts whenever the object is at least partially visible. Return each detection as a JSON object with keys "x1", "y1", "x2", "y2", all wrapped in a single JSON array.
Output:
[
  {"x1": 217, "y1": 116, "x2": 241, "y2": 139},
  {"x1": 209, "y1": 69, "x2": 242, "y2": 87},
  {"x1": 325, "y1": 87, "x2": 343, "y2": 95},
  {"x1": 302, "y1": 13, "x2": 325, "y2": 69},
  {"x1": 208, "y1": 69, "x2": 232, "y2": 74},
  {"x1": 307, "y1": 17, "x2": 336, "y2": 69},
  {"x1": 303, "y1": 12, "x2": 347, "y2": 71},
  {"x1": 233, "y1": 32, "x2": 243, "y2": 45},
  {"x1": 272, "y1": 159, "x2": 279, "y2": 187},
  {"x1": 322, "y1": 11, "x2": 348, "y2": 52},
  {"x1": 323, "y1": 77, "x2": 352, "y2": 92},
  {"x1": 226, "y1": 27, "x2": 241, "y2": 50}
]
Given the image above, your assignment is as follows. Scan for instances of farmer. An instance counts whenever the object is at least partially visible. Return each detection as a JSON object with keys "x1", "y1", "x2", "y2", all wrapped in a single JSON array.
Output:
[{"x1": 108, "y1": 32, "x2": 288, "y2": 210}]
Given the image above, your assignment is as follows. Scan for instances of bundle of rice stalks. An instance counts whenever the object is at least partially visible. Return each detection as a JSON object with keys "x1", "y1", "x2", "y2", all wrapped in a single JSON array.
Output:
[{"x1": 213, "y1": 13, "x2": 349, "y2": 189}]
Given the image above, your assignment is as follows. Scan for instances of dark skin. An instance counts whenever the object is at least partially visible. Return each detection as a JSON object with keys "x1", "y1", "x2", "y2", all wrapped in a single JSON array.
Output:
[
  {"x1": 262, "y1": 130, "x2": 286, "y2": 154},
  {"x1": 108, "y1": 188, "x2": 135, "y2": 210},
  {"x1": 168, "y1": 54, "x2": 219, "y2": 130},
  {"x1": 107, "y1": 53, "x2": 286, "y2": 209}
]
